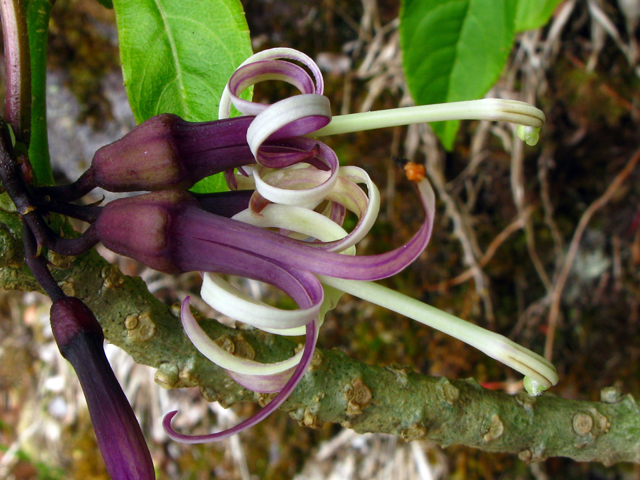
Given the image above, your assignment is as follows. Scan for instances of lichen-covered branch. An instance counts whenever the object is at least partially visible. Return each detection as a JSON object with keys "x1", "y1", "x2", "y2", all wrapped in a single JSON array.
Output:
[{"x1": 0, "y1": 204, "x2": 639, "y2": 465}]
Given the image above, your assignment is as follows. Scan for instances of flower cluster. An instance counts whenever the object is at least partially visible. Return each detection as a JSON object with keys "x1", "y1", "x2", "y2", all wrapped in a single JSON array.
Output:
[
  {"x1": 19, "y1": 47, "x2": 556, "y2": 472},
  {"x1": 75, "y1": 48, "x2": 555, "y2": 442}
]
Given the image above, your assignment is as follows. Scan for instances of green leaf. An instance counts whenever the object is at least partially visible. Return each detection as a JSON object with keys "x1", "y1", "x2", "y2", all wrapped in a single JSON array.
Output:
[
  {"x1": 26, "y1": 0, "x2": 54, "y2": 186},
  {"x1": 112, "y1": 0, "x2": 251, "y2": 123},
  {"x1": 400, "y1": 0, "x2": 516, "y2": 150},
  {"x1": 515, "y1": 0, "x2": 563, "y2": 32},
  {"x1": 112, "y1": 0, "x2": 252, "y2": 192},
  {"x1": 188, "y1": 171, "x2": 229, "y2": 194}
]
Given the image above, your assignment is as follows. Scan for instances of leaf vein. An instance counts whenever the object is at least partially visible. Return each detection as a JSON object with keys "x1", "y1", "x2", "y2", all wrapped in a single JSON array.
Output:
[{"x1": 152, "y1": 0, "x2": 189, "y2": 116}]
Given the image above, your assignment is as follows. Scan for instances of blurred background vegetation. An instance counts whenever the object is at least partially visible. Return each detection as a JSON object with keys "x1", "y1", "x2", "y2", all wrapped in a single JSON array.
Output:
[{"x1": 1, "y1": 0, "x2": 640, "y2": 478}]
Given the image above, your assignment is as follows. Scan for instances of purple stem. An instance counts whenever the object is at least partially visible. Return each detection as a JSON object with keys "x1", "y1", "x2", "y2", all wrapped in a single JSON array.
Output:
[{"x1": 22, "y1": 221, "x2": 65, "y2": 302}]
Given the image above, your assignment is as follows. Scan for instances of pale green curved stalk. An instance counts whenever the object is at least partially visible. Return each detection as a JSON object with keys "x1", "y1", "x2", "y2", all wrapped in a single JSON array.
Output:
[
  {"x1": 316, "y1": 275, "x2": 558, "y2": 391},
  {"x1": 313, "y1": 99, "x2": 545, "y2": 141}
]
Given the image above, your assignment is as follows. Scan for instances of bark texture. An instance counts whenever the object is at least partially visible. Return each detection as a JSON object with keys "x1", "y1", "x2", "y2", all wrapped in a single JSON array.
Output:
[{"x1": 1, "y1": 204, "x2": 639, "y2": 465}]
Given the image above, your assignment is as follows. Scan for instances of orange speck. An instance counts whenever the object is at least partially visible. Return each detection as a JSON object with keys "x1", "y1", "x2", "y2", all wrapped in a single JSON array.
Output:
[{"x1": 403, "y1": 162, "x2": 426, "y2": 182}]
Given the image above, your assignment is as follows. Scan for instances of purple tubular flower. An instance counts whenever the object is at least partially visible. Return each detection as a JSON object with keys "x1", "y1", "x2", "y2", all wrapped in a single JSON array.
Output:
[
  {"x1": 93, "y1": 179, "x2": 434, "y2": 282},
  {"x1": 50, "y1": 297, "x2": 155, "y2": 480},
  {"x1": 87, "y1": 114, "x2": 255, "y2": 192},
  {"x1": 72, "y1": 98, "x2": 331, "y2": 195},
  {"x1": 92, "y1": 191, "x2": 326, "y2": 307},
  {"x1": 36, "y1": 114, "x2": 256, "y2": 201}
]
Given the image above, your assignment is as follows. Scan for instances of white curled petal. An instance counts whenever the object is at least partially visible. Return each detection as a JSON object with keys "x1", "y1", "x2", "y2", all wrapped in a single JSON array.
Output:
[
  {"x1": 259, "y1": 325, "x2": 307, "y2": 336},
  {"x1": 219, "y1": 85, "x2": 233, "y2": 120},
  {"x1": 228, "y1": 369, "x2": 295, "y2": 394},
  {"x1": 230, "y1": 63, "x2": 315, "y2": 97},
  {"x1": 226, "y1": 284, "x2": 333, "y2": 391},
  {"x1": 256, "y1": 164, "x2": 328, "y2": 191},
  {"x1": 201, "y1": 273, "x2": 320, "y2": 330},
  {"x1": 227, "y1": 206, "x2": 349, "y2": 337},
  {"x1": 233, "y1": 204, "x2": 355, "y2": 255},
  {"x1": 247, "y1": 95, "x2": 331, "y2": 159},
  {"x1": 180, "y1": 298, "x2": 304, "y2": 376},
  {"x1": 219, "y1": 47, "x2": 325, "y2": 119},
  {"x1": 227, "y1": 61, "x2": 317, "y2": 116},
  {"x1": 241, "y1": 164, "x2": 381, "y2": 252},
  {"x1": 324, "y1": 167, "x2": 380, "y2": 252},
  {"x1": 234, "y1": 48, "x2": 324, "y2": 94},
  {"x1": 327, "y1": 174, "x2": 369, "y2": 218},
  {"x1": 253, "y1": 162, "x2": 337, "y2": 208},
  {"x1": 248, "y1": 165, "x2": 381, "y2": 253},
  {"x1": 256, "y1": 282, "x2": 344, "y2": 336}
]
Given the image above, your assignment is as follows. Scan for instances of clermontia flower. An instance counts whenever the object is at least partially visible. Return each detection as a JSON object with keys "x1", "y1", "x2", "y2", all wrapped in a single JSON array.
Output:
[{"x1": 87, "y1": 48, "x2": 555, "y2": 443}]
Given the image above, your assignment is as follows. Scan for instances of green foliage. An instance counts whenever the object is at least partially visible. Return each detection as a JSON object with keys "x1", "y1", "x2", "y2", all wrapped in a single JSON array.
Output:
[
  {"x1": 399, "y1": 0, "x2": 516, "y2": 150},
  {"x1": 515, "y1": 0, "x2": 563, "y2": 32},
  {"x1": 26, "y1": 0, "x2": 54, "y2": 185},
  {"x1": 399, "y1": 0, "x2": 560, "y2": 150},
  {"x1": 111, "y1": 0, "x2": 252, "y2": 193},
  {"x1": 112, "y1": 0, "x2": 251, "y2": 123}
]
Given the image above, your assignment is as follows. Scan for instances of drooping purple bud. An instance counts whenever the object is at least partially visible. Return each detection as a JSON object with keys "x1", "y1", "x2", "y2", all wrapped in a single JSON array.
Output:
[
  {"x1": 50, "y1": 297, "x2": 155, "y2": 480},
  {"x1": 86, "y1": 114, "x2": 256, "y2": 192}
]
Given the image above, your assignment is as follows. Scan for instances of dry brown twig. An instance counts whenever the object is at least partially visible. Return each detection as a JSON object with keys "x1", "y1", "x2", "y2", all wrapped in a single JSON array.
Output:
[
  {"x1": 544, "y1": 145, "x2": 640, "y2": 361},
  {"x1": 425, "y1": 206, "x2": 535, "y2": 292},
  {"x1": 411, "y1": 123, "x2": 497, "y2": 326},
  {"x1": 537, "y1": 146, "x2": 566, "y2": 266}
]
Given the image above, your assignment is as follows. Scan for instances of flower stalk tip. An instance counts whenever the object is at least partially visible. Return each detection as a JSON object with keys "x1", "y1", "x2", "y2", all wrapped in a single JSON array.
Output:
[
  {"x1": 517, "y1": 125, "x2": 541, "y2": 146},
  {"x1": 524, "y1": 376, "x2": 549, "y2": 396}
]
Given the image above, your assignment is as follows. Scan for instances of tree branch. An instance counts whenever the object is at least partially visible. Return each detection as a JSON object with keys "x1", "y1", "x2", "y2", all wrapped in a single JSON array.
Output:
[{"x1": 0, "y1": 205, "x2": 638, "y2": 465}]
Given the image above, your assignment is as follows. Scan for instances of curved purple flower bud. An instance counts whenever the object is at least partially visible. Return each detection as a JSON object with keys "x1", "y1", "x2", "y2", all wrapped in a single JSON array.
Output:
[
  {"x1": 50, "y1": 297, "x2": 155, "y2": 480},
  {"x1": 38, "y1": 114, "x2": 259, "y2": 200},
  {"x1": 94, "y1": 177, "x2": 434, "y2": 282},
  {"x1": 45, "y1": 111, "x2": 332, "y2": 200}
]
